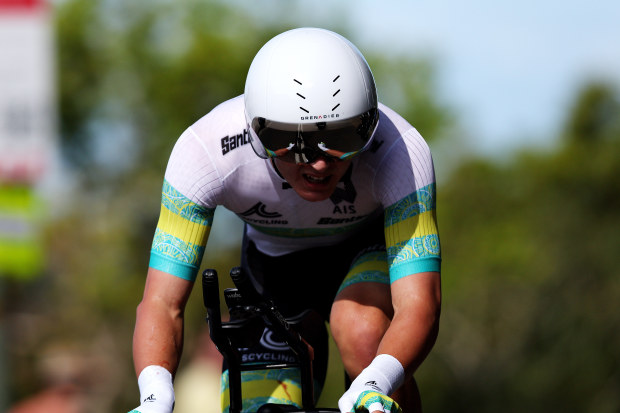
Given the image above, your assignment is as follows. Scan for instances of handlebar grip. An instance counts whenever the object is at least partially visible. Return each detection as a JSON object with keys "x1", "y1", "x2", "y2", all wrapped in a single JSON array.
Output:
[
  {"x1": 202, "y1": 269, "x2": 219, "y2": 306},
  {"x1": 202, "y1": 269, "x2": 222, "y2": 325},
  {"x1": 229, "y1": 266, "x2": 263, "y2": 305}
]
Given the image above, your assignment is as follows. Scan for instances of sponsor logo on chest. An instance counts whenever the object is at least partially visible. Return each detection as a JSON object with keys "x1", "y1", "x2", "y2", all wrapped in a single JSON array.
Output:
[
  {"x1": 221, "y1": 129, "x2": 250, "y2": 155},
  {"x1": 240, "y1": 202, "x2": 288, "y2": 224}
]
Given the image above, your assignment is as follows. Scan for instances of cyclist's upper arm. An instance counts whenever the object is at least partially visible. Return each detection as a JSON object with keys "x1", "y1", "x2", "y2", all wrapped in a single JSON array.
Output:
[{"x1": 142, "y1": 267, "x2": 195, "y2": 311}]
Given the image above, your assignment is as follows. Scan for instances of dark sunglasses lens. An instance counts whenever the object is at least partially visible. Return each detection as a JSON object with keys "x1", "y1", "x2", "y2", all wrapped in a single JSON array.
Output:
[{"x1": 250, "y1": 109, "x2": 378, "y2": 163}]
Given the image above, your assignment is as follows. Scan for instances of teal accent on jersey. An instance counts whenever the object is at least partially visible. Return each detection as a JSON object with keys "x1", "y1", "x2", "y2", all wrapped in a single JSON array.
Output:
[
  {"x1": 161, "y1": 180, "x2": 214, "y2": 226},
  {"x1": 150, "y1": 228, "x2": 205, "y2": 281},
  {"x1": 384, "y1": 183, "x2": 436, "y2": 227},
  {"x1": 337, "y1": 250, "x2": 389, "y2": 293},
  {"x1": 241, "y1": 368, "x2": 300, "y2": 382},
  {"x1": 220, "y1": 368, "x2": 307, "y2": 412},
  {"x1": 389, "y1": 256, "x2": 441, "y2": 282},
  {"x1": 248, "y1": 217, "x2": 368, "y2": 238},
  {"x1": 384, "y1": 184, "x2": 441, "y2": 281},
  {"x1": 388, "y1": 234, "x2": 440, "y2": 263},
  {"x1": 337, "y1": 270, "x2": 389, "y2": 295},
  {"x1": 349, "y1": 250, "x2": 387, "y2": 270}
]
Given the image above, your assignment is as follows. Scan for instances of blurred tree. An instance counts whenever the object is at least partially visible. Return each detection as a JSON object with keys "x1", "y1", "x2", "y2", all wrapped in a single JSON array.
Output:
[
  {"x1": 565, "y1": 82, "x2": 620, "y2": 143},
  {"x1": 56, "y1": 0, "x2": 284, "y2": 182},
  {"x1": 370, "y1": 56, "x2": 453, "y2": 140},
  {"x1": 420, "y1": 81, "x2": 620, "y2": 413}
]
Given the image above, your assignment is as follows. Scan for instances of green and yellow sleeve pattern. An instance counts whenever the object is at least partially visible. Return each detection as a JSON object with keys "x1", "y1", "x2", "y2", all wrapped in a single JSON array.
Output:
[
  {"x1": 149, "y1": 180, "x2": 214, "y2": 281},
  {"x1": 384, "y1": 183, "x2": 441, "y2": 282}
]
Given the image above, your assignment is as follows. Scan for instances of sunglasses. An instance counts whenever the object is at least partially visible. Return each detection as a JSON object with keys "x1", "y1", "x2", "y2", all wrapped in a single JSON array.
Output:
[{"x1": 248, "y1": 109, "x2": 378, "y2": 164}]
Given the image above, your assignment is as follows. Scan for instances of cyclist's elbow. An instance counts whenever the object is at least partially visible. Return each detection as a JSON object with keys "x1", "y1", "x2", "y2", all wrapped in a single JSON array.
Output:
[{"x1": 136, "y1": 293, "x2": 186, "y2": 325}]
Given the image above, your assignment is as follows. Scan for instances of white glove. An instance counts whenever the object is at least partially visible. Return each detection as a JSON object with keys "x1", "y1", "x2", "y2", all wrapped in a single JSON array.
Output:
[
  {"x1": 128, "y1": 365, "x2": 175, "y2": 413},
  {"x1": 338, "y1": 354, "x2": 404, "y2": 413}
]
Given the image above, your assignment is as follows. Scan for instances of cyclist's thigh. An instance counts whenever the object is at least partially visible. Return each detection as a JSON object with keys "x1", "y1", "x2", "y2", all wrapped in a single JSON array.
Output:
[
  {"x1": 330, "y1": 248, "x2": 392, "y2": 377},
  {"x1": 332, "y1": 245, "x2": 392, "y2": 326}
]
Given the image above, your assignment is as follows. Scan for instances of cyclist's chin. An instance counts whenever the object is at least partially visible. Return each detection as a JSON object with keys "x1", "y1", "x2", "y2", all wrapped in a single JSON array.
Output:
[
  {"x1": 291, "y1": 178, "x2": 337, "y2": 202},
  {"x1": 293, "y1": 186, "x2": 334, "y2": 202}
]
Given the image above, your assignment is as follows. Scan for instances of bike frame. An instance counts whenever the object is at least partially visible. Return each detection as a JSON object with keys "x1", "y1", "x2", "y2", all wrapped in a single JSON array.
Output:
[{"x1": 202, "y1": 267, "x2": 338, "y2": 413}]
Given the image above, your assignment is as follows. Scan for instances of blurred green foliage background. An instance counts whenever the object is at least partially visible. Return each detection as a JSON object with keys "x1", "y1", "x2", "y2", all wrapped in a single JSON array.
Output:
[{"x1": 2, "y1": 0, "x2": 619, "y2": 412}]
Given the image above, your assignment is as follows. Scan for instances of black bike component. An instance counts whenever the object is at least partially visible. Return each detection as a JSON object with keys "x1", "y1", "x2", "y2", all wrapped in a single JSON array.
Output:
[
  {"x1": 202, "y1": 269, "x2": 243, "y2": 413},
  {"x1": 224, "y1": 288, "x2": 265, "y2": 348},
  {"x1": 203, "y1": 267, "x2": 339, "y2": 413},
  {"x1": 224, "y1": 287, "x2": 247, "y2": 309},
  {"x1": 229, "y1": 267, "x2": 316, "y2": 410}
]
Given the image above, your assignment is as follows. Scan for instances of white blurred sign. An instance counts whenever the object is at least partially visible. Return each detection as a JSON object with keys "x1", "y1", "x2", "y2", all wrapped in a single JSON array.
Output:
[{"x1": 0, "y1": 0, "x2": 56, "y2": 184}]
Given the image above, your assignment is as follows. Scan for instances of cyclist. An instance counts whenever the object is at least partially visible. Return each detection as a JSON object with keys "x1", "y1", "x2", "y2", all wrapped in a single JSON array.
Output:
[{"x1": 130, "y1": 27, "x2": 441, "y2": 413}]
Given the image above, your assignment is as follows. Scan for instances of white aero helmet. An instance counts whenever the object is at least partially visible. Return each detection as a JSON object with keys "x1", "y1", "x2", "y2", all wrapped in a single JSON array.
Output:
[{"x1": 244, "y1": 27, "x2": 379, "y2": 164}]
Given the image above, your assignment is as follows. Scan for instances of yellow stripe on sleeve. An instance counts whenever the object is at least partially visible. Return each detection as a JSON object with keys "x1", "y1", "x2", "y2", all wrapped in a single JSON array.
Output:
[
  {"x1": 157, "y1": 203, "x2": 211, "y2": 248},
  {"x1": 384, "y1": 209, "x2": 438, "y2": 248},
  {"x1": 149, "y1": 180, "x2": 215, "y2": 280},
  {"x1": 383, "y1": 185, "x2": 441, "y2": 280}
]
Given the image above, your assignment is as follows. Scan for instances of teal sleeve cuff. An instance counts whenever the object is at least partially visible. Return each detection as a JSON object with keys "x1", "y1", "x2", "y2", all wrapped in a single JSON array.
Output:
[
  {"x1": 389, "y1": 257, "x2": 441, "y2": 283},
  {"x1": 149, "y1": 252, "x2": 199, "y2": 282}
]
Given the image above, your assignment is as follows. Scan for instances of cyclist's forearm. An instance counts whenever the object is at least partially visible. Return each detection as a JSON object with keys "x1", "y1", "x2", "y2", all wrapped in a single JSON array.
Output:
[
  {"x1": 377, "y1": 303, "x2": 439, "y2": 377},
  {"x1": 377, "y1": 271, "x2": 441, "y2": 378},
  {"x1": 133, "y1": 297, "x2": 185, "y2": 377}
]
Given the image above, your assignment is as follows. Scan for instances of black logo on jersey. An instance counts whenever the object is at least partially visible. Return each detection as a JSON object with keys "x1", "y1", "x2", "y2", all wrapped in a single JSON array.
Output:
[
  {"x1": 369, "y1": 138, "x2": 384, "y2": 153},
  {"x1": 333, "y1": 205, "x2": 356, "y2": 214},
  {"x1": 329, "y1": 165, "x2": 356, "y2": 205},
  {"x1": 240, "y1": 202, "x2": 282, "y2": 218},
  {"x1": 317, "y1": 215, "x2": 367, "y2": 225},
  {"x1": 221, "y1": 129, "x2": 250, "y2": 155}
]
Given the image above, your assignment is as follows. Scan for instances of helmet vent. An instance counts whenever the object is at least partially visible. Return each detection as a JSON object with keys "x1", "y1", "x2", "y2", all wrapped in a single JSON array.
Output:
[
  {"x1": 294, "y1": 78, "x2": 310, "y2": 113},
  {"x1": 332, "y1": 75, "x2": 341, "y2": 110}
]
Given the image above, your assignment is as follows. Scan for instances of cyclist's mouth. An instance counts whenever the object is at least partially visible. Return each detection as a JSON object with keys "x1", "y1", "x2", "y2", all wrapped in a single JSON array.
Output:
[{"x1": 303, "y1": 174, "x2": 330, "y2": 185}]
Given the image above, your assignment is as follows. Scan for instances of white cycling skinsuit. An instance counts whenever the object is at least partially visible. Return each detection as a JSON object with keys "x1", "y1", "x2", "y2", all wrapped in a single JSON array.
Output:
[
  {"x1": 132, "y1": 94, "x2": 441, "y2": 413},
  {"x1": 150, "y1": 95, "x2": 439, "y2": 282}
]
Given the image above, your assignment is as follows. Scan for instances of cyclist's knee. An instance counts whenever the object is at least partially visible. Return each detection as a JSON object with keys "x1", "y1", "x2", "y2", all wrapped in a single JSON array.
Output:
[
  {"x1": 330, "y1": 283, "x2": 392, "y2": 340},
  {"x1": 330, "y1": 296, "x2": 391, "y2": 377},
  {"x1": 332, "y1": 308, "x2": 386, "y2": 344}
]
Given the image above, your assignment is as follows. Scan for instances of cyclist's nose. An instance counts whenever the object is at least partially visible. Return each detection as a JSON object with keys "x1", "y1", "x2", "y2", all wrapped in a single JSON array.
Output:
[{"x1": 308, "y1": 156, "x2": 332, "y2": 172}]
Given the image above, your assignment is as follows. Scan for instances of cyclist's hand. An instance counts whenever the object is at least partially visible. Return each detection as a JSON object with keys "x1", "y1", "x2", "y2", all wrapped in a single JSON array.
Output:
[
  {"x1": 353, "y1": 390, "x2": 402, "y2": 413},
  {"x1": 128, "y1": 366, "x2": 175, "y2": 413},
  {"x1": 339, "y1": 386, "x2": 401, "y2": 413},
  {"x1": 338, "y1": 355, "x2": 404, "y2": 413}
]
